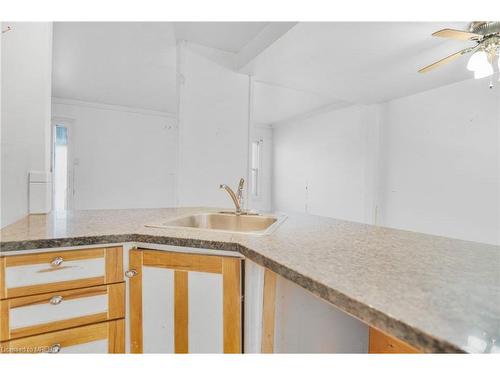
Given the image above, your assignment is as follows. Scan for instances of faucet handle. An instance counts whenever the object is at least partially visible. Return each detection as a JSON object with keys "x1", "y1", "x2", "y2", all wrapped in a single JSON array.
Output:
[
  {"x1": 237, "y1": 178, "x2": 245, "y2": 196},
  {"x1": 237, "y1": 178, "x2": 245, "y2": 213}
]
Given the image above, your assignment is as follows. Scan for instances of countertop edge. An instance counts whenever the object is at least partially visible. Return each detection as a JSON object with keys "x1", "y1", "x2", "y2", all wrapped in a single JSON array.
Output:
[{"x1": 0, "y1": 233, "x2": 465, "y2": 354}]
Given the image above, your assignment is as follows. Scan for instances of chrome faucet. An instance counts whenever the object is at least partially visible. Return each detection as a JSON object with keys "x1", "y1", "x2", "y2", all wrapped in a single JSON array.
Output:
[{"x1": 220, "y1": 178, "x2": 245, "y2": 215}]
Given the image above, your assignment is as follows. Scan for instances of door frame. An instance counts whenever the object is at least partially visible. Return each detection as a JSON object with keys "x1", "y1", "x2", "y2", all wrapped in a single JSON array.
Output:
[{"x1": 51, "y1": 117, "x2": 75, "y2": 210}]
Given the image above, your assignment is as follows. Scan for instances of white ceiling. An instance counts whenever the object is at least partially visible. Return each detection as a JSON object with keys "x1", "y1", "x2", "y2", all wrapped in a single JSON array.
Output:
[
  {"x1": 52, "y1": 22, "x2": 479, "y2": 122},
  {"x1": 253, "y1": 81, "x2": 346, "y2": 125},
  {"x1": 52, "y1": 22, "x2": 273, "y2": 113},
  {"x1": 244, "y1": 22, "x2": 475, "y2": 109},
  {"x1": 174, "y1": 22, "x2": 269, "y2": 52},
  {"x1": 52, "y1": 22, "x2": 178, "y2": 113}
]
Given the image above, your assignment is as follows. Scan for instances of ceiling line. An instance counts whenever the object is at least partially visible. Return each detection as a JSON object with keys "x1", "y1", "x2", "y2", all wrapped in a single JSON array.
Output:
[
  {"x1": 270, "y1": 99, "x2": 353, "y2": 128},
  {"x1": 252, "y1": 78, "x2": 333, "y2": 100},
  {"x1": 52, "y1": 97, "x2": 178, "y2": 118},
  {"x1": 235, "y1": 22, "x2": 298, "y2": 71}
]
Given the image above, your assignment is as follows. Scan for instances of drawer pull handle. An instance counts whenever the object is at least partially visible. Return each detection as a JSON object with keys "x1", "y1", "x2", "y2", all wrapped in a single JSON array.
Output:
[
  {"x1": 48, "y1": 344, "x2": 61, "y2": 353},
  {"x1": 125, "y1": 269, "x2": 138, "y2": 278},
  {"x1": 50, "y1": 256, "x2": 64, "y2": 267},
  {"x1": 49, "y1": 295, "x2": 63, "y2": 305}
]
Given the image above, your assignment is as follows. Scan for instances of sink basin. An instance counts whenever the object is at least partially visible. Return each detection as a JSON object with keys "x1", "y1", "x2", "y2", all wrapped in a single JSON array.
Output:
[{"x1": 145, "y1": 212, "x2": 286, "y2": 235}]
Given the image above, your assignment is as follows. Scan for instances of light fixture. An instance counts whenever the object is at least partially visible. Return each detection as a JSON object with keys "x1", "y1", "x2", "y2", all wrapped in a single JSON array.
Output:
[
  {"x1": 498, "y1": 55, "x2": 500, "y2": 81},
  {"x1": 418, "y1": 22, "x2": 500, "y2": 86},
  {"x1": 467, "y1": 50, "x2": 494, "y2": 79}
]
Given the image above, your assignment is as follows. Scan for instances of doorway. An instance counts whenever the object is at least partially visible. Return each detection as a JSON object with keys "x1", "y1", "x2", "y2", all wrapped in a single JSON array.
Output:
[{"x1": 51, "y1": 118, "x2": 73, "y2": 211}]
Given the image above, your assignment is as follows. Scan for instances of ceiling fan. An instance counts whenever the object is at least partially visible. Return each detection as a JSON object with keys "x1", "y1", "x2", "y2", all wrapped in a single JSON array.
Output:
[{"x1": 419, "y1": 21, "x2": 500, "y2": 81}]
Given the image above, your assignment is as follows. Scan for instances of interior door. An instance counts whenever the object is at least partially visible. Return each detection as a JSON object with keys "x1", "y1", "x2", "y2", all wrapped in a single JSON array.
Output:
[{"x1": 128, "y1": 249, "x2": 242, "y2": 353}]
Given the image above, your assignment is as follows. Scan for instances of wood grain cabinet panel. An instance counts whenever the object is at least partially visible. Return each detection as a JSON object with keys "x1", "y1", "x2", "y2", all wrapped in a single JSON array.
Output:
[
  {"x1": 129, "y1": 249, "x2": 242, "y2": 353},
  {"x1": 369, "y1": 327, "x2": 420, "y2": 353},
  {"x1": 0, "y1": 319, "x2": 125, "y2": 354},
  {"x1": 0, "y1": 247, "x2": 123, "y2": 299}
]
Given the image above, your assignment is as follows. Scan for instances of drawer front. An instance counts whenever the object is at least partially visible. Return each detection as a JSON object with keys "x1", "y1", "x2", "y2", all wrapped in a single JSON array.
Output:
[
  {"x1": 0, "y1": 319, "x2": 125, "y2": 354},
  {"x1": 0, "y1": 247, "x2": 123, "y2": 299},
  {"x1": 0, "y1": 283, "x2": 125, "y2": 341},
  {"x1": 368, "y1": 327, "x2": 420, "y2": 353}
]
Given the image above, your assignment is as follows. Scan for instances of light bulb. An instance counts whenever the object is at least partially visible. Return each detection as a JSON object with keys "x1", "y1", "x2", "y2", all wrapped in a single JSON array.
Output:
[
  {"x1": 467, "y1": 51, "x2": 487, "y2": 71},
  {"x1": 467, "y1": 51, "x2": 493, "y2": 79}
]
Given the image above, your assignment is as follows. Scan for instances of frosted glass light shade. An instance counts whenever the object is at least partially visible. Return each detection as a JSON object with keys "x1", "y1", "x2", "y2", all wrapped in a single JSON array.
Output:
[{"x1": 467, "y1": 51, "x2": 493, "y2": 79}]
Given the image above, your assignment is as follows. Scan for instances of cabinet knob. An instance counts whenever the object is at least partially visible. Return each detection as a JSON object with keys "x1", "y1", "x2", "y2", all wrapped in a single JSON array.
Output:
[
  {"x1": 48, "y1": 344, "x2": 61, "y2": 353},
  {"x1": 125, "y1": 269, "x2": 138, "y2": 278},
  {"x1": 49, "y1": 295, "x2": 63, "y2": 305},
  {"x1": 50, "y1": 256, "x2": 64, "y2": 267}
]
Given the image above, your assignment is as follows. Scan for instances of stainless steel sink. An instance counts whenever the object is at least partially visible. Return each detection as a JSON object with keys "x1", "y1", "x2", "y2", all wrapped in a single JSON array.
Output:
[{"x1": 145, "y1": 212, "x2": 286, "y2": 235}]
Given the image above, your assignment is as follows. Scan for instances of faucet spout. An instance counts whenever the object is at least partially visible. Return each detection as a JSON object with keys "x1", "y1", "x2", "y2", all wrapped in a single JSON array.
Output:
[{"x1": 219, "y1": 179, "x2": 244, "y2": 215}]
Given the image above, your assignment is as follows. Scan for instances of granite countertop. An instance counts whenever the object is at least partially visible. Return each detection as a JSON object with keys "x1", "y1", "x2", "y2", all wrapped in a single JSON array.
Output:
[{"x1": 1, "y1": 207, "x2": 499, "y2": 353}]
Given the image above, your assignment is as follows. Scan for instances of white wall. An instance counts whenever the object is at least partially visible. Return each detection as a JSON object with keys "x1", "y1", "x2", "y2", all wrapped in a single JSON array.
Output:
[
  {"x1": 52, "y1": 22, "x2": 177, "y2": 113},
  {"x1": 273, "y1": 105, "x2": 379, "y2": 223},
  {"x1": 0, "y1": 22, "x2": 2, "y2": 225},
  {"x1": 177, "y1": 43, "x2": 249, "y2": 208},
  {"x1": 272, "y1": 78, "x2": 499, "y2": 245},
  {"x1": 1, "y1": 22, "x2": 53, "y2": 227},
  {"x1": 379, "y1": 79, "x2": 500, "y2": 245},
  {"x1": 52, "y1": 99, "x2": 177, "y2": 210}
]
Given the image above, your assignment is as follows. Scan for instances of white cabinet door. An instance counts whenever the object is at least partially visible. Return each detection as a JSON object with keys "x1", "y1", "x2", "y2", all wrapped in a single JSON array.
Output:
[
  {"x1": 141, "y1": 267, "x2": 174, "y2": 353},
  {"x1": 128, "y1": 249, "x2": 241, "y2": 353},
  {"x1": 244, "y1": 259, "x2": 369, "y2": 353},
  {"x1": 187, "y1": 271, "x2": 223, "y2": 353},
  {"x1": 274, "y1": 275, "x2": 368, "y2": 353},
  {"x1": 140, "y1": 267, "x2": 223, "y2": 353}
]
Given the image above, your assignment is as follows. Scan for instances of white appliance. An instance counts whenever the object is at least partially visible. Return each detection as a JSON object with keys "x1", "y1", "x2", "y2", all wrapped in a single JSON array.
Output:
[{"x1": 29, "y1": 171, "x2": 52, "y2": 214}]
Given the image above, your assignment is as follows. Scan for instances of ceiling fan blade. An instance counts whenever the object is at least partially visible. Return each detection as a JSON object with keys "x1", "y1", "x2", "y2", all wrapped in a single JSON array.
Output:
[
  {"x1": 418, "y1": 48, "x2": 474, "y2": 73},
  {"x1": 432, "y1": 28, "x2": 482, "y2": 41}
]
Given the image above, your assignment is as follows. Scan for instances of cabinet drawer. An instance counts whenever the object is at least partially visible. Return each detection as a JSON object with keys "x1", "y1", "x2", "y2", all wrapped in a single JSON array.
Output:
[
  {"x1": 0, "y1": 247, "x2": 123, "y2": 299},
  {"x1": 0, "y1": 319, "x2": 125, "y2": 354},
  {"x1": 368, "y1": 327, "x2": 420, "y2": 353},
  {"x1": 0, "y1": 283, "x2": 125, "y2": 341}
]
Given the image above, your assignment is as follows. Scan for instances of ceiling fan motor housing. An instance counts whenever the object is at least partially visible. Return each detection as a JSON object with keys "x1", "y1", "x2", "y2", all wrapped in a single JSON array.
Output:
[
  {"x1": 469, "y1": 21, "x2": 500, "y2": 36},
  {"x1": 469, "y1": 22, "x2": 500, "y2": 63}
]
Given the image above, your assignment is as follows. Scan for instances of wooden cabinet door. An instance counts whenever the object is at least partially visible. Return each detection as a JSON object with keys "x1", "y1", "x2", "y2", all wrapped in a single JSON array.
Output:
[
  {"x1": 128, "y1": 249, "x2": 242, "y2": 353},
  {"x1": 369, "y1": 327, "x2": 420, "y2": 353}
]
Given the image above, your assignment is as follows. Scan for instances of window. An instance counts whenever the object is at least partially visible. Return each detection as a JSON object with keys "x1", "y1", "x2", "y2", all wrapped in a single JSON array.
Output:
[{"x1": 250, "y1": 140, "x2": 262, "y2": 197}]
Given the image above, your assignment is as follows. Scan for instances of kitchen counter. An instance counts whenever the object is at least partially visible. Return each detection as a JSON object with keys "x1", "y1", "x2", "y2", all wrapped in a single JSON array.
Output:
[{"x1": 1, "y1": 207, "x2": 499, "y2": 353}]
